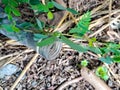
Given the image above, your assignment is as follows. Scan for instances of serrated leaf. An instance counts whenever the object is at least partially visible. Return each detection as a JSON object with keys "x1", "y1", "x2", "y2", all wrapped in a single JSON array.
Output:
[
  {"x1": 37, "y1": 36, "x2": 56, "y2": 47},
  {"x1": 69, "y1": 28, "x2": 79, "y2": 33},
  {"x1": 60, "y1": 35, "x2": 87, "y2": 52},
  {"x1": 67, "y1": 8, "x2": 78, "y2": 14},
  {"x1": 69, "y1": 11, "x2": 91, "y2": 36},
  {"x1": 52, "y1": 1, "x2": 66, "y2": 10},
  {"x1": 47, "y1": 11, "x2": 53, "y2": 20}
]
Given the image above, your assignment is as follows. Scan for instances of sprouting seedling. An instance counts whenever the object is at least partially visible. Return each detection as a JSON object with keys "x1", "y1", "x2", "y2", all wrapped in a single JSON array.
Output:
[
  {"x1": 81, "y1": 60, "x2": 89, "y2": 67},
  {"x1": 96, "y1": 66, "x2": 109, "y2": 81}
]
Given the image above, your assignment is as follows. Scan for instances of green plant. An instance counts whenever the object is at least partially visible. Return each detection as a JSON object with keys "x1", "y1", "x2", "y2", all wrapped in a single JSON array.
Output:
[
  {"x1": 96, "y1": 66, "x2": 109, "y2": 81},
  {"x1": 1, "y1": 0, "x2": 120, "y2": 65},
  {"x1": 81, "y1": 60, "x2": 89, "y2": 67},
  {"x1": 69, "y1": 11, "x2": 91, "y2": 36},
  {"x1": 31, "y1": 1, "x2": 54, "y2": 20}
]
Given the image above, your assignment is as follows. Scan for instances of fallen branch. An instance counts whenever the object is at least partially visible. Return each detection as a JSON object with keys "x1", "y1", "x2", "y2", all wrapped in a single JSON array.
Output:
[
  {"x1": 56, "y1": 77, "x2": 83, "y2": 90},
  {"x1": 81, "y1": 67, "x2": 112, "y2": 90}
]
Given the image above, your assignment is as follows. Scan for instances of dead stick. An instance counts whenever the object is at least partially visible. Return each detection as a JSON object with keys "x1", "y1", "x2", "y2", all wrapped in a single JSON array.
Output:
[
  {"x1": 81, "y1": 67, "x2": 112, "y2": 90},
  {"x1": 10, "y1": 53, "x2": 39, "y2": 90},
  {"x1": 89, "y1": 14, "x2": 120, "y2": 37},
  {"x1": 57, "y1": 77, "x2": 83, "y2": 90}
]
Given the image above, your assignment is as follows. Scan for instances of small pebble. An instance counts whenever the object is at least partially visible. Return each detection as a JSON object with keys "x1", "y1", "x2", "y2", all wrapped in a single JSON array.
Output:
[
  {"x1": 108, "y1": 80, "x2": 113, "y2": 87},
  {"x1": 0, "y1": 64, "x2": 19, "y2": 79}
]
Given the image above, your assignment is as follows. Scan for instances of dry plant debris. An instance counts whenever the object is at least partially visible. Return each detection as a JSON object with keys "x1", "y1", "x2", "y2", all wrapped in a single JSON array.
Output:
[{"x1": 0, "y1": 0, "x2": 120, "y2": 90}]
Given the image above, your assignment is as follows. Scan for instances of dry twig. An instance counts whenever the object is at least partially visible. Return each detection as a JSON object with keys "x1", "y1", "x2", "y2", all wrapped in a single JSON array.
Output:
[
  {"x1": 81, "y1": 67, "x2": 112, "y2": 90},
  {"x1": 89, "y1": 14, "x2": 120, "y2": 38},
  {"x1": 56, "y1": 77, "x2": 83, "y2": 90}
]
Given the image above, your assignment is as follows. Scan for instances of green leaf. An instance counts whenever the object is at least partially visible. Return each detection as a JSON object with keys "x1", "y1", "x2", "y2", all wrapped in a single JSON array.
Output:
[
  {"x1": 2, "y1": 23, "x2": 20, "y2": 32},
  {"x1": 69, "y1": 11, "x2": 91, "y2": 36},
  {"x1": 47, "y1": 2, "x2": 54, "y2": 8},
  {"x1": 12, "y1": 8, "x2": 21, "y2": 16},
  {"x1": 7, "y1": 14, "x2": 13, "y2": 20},
  {"x1": 2, "y1": 0, "x2": 18, "y2": 7},
  {"x1": 69, "y1": 28, "x2": 80, "y2": 34},
  {"x1": 31, "y1": 4, "x2": 49, "y2": 12},
  {"x1": 52, "y1": 1, "x2": 66, "y2": 10},
  {"x1": 87, "y1": 47, "x2": 102, "y2": 54},
  {"x1": 99, "y1": 56, "x2": 113, "y2": 64},
  {"x1": 101, "y1": 43, "x2": 120, "y2": 55},
  {"x1": 96, "y1": 66, "x2": 109, "y2": 81},
  {"x1": 60, "y1": 35, "x2": 87, "y2": 52},
  {"x1": 42, "y1": 5, "x2": 49, "y2": 12},
  {"x1": 5, "y1": 5, "x2": 11, "y2": 14},
  {"x1": 36, "y1": 18, "x2": 43, "y2": 30},
  {"x1": 112, "y1": 56, "x2": 120, "y2": 63},
  {"x1": 67, "y1": 8, "x2": 78, "y2": 14},
  {"x1": 37, "y1": 36, "x2": 56, "y2": 47},
  {"x1": 2, "y1": 24, "x2": 13, "y2": 32},
  {"x1": 34, "y1": 34, "x2": 48, "y2": 41},
  {"x1": 47, "y1": 11, "x2": 54, "y2": 20},
  {"x1": 18, "y1": 22, "x2": 33, "y2": 29},
  {"x1": 29, "y1": 0, "x2": 40, "y2": 5},
  {"x1": 17, "y1": 0, "x2": 29, "y2": 3},
  {"x1": 2, "y1": 0, "x2": 8, "y2": 4},
  {"x1": 10, "y1": 0, "x2": 18, "y2": 7},
  {"x1": 4, "y1": 5, "x2": 13, "y2": 20},
  {"x1": 88, "y1": 37, "x2": 96, "y2": 47},
  {"x1": 31, "y1": 4, "x2": 43, "y2": 11},
  {"x1": 12, "y1": 25, "x2": 20, "y2": 32}
]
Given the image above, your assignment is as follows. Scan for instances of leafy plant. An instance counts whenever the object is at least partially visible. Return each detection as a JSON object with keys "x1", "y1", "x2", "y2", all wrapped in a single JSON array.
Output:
[
  {"x1": 98, "y1": 43, "x2": 120, "y2": 64},
  {"x1": 96, "y1": 66, "x2": 109, "y2": 81},
  {"x1": 31, "y1": 1, "x2": 54, "y2": 20},
  {"x1": 69, "y1": 11, "x2": 91, "y2": 36},
  {"x1": 2, "y1": 0, "x2": 21, "y2": 20},
  {"x1": 30, "y1": 0, "x2": 77, "y2": 20}
]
